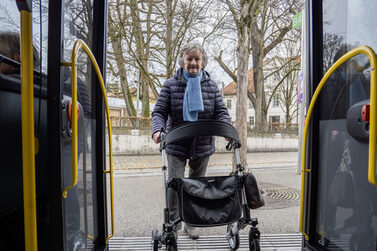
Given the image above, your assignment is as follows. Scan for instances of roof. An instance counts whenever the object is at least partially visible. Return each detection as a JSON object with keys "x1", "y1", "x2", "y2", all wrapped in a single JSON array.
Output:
[
  {"x1": 108, "y1": 97, "x2": 155, "y2": 111},
  {"x1": 129, "y1": 87, "x2": 156, "y2": 100},
  {"x1": 223, "y1": 67, "x2": 255, "y2": 95}
]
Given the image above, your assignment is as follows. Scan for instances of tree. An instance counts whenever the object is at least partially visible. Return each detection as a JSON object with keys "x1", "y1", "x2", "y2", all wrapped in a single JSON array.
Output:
[
  {"x1": 215, "y1": 0, "x2": 302, "y2": 167},
  {"x1": 323, "y1": 33, "x2": 345, "y2": 72},
  {"x1": 107, "y1": 0, "x2": 217, "y2": 118},
  {"x1": 223, "y1": 0, "x2": 259, "y2": 168},
  {"x1": 264, "y1": 30, "x2": 301, "y2": 125},
  {"x1": 248, "y1": 0, "x2": 302, "y2": 131},
  {"x1": 218, "y1": 0, "x2": 302, "y2": 131}
]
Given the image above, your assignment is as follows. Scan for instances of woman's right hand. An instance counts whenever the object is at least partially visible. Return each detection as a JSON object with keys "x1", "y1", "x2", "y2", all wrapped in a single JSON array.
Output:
[{"x1": 153, "y1": 131, "x2": 161, "y2": 144}]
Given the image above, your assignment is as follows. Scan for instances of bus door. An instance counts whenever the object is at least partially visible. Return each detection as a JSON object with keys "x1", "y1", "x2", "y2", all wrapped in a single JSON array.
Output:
[
  {"x1": 48, "y1": 0, "x2": 109, "y2": 250},
  {"x1": 304, "y1": 1, "x2": 377, "y2": 250},
  {"x1": 0, "y1": 0, "x2": 109, "y2": 250}
]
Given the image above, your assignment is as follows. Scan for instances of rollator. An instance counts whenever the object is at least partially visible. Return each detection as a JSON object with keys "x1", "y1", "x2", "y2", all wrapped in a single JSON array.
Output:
[{"x1": 151, "y1": 120, "x2": 261, "y2": 251}]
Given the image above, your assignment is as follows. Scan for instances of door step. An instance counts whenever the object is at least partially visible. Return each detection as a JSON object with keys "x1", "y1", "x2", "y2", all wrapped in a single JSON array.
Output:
[{"x1": 109, "y1": 233, "x2": 302, "y2": 250}]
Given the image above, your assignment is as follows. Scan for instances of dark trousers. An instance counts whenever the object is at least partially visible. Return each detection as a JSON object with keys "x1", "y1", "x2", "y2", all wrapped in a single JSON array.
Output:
[{"x1": 167, "y1": 154, "x2": 210, "y2": 229}]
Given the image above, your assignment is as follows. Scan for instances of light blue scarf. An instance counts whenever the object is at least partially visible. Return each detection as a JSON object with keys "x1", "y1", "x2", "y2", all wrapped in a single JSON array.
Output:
[{"x1": 182, "y1": 69, "x2": 204, "y2": 121}]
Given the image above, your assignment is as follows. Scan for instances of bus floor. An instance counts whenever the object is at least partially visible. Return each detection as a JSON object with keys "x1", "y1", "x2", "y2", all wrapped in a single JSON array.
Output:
[{"x1": 107, "y1": 233, "x2": 302, "y2": 250}]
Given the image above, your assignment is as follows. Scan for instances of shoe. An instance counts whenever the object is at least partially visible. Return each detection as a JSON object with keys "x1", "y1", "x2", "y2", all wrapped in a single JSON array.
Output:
[{"x1": 184, "y1": 225, "x2": 199, "y2": 239}]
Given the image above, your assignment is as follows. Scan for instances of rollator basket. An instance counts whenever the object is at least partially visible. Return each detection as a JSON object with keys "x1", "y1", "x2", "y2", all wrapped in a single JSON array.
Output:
[{"x1": 170, "y1": 175, "x2": 242, "y2": 227}]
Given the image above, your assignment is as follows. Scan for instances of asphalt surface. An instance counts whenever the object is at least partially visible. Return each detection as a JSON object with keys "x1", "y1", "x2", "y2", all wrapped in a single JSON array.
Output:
[{"x1": 110, "y1": 151, "x2": 301, "y2": 238}]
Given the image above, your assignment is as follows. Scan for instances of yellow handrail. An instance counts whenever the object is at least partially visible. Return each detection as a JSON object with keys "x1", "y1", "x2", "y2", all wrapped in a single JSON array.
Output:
[
  {"x1": 299, "y1": 45, "x2": 377, "y2": 240},
  {"x1": 20, "y1": 9, "x2": 38, "y2": 251},
  {"x1": 61, "y1": 40, "x2": 114, "y2": 243}
]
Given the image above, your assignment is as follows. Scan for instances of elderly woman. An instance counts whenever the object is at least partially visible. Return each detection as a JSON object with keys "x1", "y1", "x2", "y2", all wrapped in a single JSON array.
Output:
[{"x1": 151, "y1": 42, "x2": 230, "y2": 239}]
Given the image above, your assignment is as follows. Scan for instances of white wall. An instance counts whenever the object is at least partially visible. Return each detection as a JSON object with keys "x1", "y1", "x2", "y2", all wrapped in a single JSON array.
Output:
[{"x1": 109, "y1": 134, "x2": 298, "y2": 155}]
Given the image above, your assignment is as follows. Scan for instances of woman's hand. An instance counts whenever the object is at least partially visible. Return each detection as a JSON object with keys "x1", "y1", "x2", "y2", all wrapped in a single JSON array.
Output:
[{"x1": 153, "y1": 131, "x2": 161, "y2": 144}]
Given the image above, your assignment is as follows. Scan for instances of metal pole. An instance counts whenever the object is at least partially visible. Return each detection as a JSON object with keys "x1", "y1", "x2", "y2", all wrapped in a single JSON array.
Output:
[{"x1": 297, "y1": 8, "x2": 306, "y2": 174}]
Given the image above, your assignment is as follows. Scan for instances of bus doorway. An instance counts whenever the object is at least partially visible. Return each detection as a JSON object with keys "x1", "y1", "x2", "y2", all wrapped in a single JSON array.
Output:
[{"x1": 302, "y1": 1, "x2": 377, "y2": 250}]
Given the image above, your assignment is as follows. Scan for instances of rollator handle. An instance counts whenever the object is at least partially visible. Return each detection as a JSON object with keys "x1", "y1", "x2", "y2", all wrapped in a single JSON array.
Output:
[{"x1": 161, "y1": 120, "x2": 241, "y2": 150}]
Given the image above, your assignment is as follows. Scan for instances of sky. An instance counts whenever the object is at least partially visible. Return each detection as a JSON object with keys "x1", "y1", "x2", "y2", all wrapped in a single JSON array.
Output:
[{"x1": 0, "y1": 0, "x2": 243, "y2": 89}]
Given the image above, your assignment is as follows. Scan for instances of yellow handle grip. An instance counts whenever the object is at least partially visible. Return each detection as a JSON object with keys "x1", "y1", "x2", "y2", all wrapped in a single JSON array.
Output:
[
  {"x1": 61, "y1": 40, "x2": 114, "y2": 243},
  {"x1": 61, "y1": 58, "x2": 78, "y2": 199}
]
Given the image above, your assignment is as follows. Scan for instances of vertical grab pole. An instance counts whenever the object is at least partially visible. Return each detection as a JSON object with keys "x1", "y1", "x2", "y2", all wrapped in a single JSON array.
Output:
[{"x1": 17, "y1": 0, "x2": 38, "y2": 250}]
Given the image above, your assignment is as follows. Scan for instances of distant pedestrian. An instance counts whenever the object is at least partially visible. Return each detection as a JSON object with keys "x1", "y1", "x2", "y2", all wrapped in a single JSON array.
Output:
[{"x1": 151, "y1": 41, "x2": 230, "y2": 239}]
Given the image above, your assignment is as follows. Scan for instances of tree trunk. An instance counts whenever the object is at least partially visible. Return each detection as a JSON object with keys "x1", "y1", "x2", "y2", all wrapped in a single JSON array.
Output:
[
  {"x1": 108, "y1": 30, "x2": 136, "y2": 116},
  {"x1": 234, "y1": 1, "x2": 251, "y2": 170},
  {"x1": 165, "y1": 0, "x2": 174, "y2": 79},
  {"x1": 129, "y1": 0, "x2": 150, "y2": 118},
  {"x1": 119, "y1": 76, "x2": 136, "y2": 117},
  {"x1": 141, "y1": 76, "x2": 150, "y2": 117}
]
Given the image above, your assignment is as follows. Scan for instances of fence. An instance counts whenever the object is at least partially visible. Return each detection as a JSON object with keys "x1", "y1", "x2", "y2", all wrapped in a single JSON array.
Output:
[
  {"x1": 109, "y1": 116, "x2": 298, "y2": 137},
  {"x1": 109, "y1": 116, "x2": 151, "y2": 135}
]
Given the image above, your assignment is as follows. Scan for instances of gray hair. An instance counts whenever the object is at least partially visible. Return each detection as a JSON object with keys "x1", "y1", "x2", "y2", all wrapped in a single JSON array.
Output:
[
  {"x1": 0, "y1": 31, "x2": 40, "y2": 69},
  {"x1": 177, "y1": 42, "x2": 208, "y2": 68}
]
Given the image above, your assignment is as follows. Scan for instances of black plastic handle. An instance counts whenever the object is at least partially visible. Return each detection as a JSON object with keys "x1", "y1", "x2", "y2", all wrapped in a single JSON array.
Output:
[{"x1": 160, "y1": 120, "x2": 241, "y2": 150}]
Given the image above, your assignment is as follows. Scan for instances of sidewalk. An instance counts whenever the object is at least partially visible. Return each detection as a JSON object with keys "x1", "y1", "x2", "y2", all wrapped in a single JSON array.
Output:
[
  {"x1": 113, "y1": 151, "x2": 298, "y2": 170},
  {"x1": 113, "y1": 151, "x2": 302, "y2": 237}
]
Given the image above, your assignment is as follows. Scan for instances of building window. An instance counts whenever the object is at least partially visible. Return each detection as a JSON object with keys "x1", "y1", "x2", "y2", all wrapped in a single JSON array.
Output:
[
  {"x1": 273, "y1": 96, "x2": 279, "y2": 107},
  {"x1": 269, "y1": 115, "x2": 280, "y2": 129},
  {"x1": 227, "y1": 99, "x2": 232, "y2": 109},
  {"x1": 249, "y1": 116, "x2": 254, "y2": 125}
]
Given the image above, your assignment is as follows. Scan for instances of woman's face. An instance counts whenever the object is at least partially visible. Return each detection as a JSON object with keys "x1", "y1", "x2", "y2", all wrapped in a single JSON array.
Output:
[{"x1": 183, "y1": 49, "x2": 203, "y2": 75}]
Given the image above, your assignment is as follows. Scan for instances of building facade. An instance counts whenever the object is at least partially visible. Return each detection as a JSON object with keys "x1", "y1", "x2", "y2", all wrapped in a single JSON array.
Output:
[{"x1": 222, "y1": 66, "x2": 296, "y2": 128}]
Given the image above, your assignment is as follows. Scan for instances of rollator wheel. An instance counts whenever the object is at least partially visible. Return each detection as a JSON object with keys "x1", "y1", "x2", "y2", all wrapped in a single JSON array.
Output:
[
  {"x1": 249, "y1": 227, "x2": 260, "y2": 251},
  {"x1": 166, "y1": 239, "x2": 177, "y2": 251},
  {"x1": 151, "y1": 229, "x2": 159, "y2": 251},
  {"x1": 227, "y1": 224, "x2": 240, "y2": 250},
  {"x1": 249, "y1": 238, "x2": 260, "y2": 251}
]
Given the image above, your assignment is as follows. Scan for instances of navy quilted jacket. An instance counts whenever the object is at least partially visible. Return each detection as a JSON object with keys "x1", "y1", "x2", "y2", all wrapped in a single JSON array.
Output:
[{"x1": 152, "y1": 68, "x2": 230, "y2": 159}]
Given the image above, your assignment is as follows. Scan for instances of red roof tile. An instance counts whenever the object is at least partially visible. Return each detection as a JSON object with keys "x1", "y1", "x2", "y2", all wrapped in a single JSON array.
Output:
[{"x1": 224, "y1": 68, "x2": 255, "y2": 95}]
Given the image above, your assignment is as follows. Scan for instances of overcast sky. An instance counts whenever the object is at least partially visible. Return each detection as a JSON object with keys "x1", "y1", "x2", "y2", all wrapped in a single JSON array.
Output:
[{"x1": 0, "y1": 0, "x2": 237, "y2": 88}]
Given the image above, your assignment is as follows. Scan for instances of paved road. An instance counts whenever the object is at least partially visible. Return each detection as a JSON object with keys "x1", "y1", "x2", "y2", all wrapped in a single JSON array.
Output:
[{"x1": 111, "y1": 151, "x2": 301, "y2": 238}]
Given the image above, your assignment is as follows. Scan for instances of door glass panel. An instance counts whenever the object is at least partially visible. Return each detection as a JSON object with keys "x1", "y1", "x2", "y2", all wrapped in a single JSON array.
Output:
[
  {"x1": 317, "y1": 0, "x2": 377, "y2": 249},
  {"x1": 62, "y1": 0, "x2": 97, "y2": 249},
  {"x1": 0, "y1": 1, "x2": 49, "y2": 249}
]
